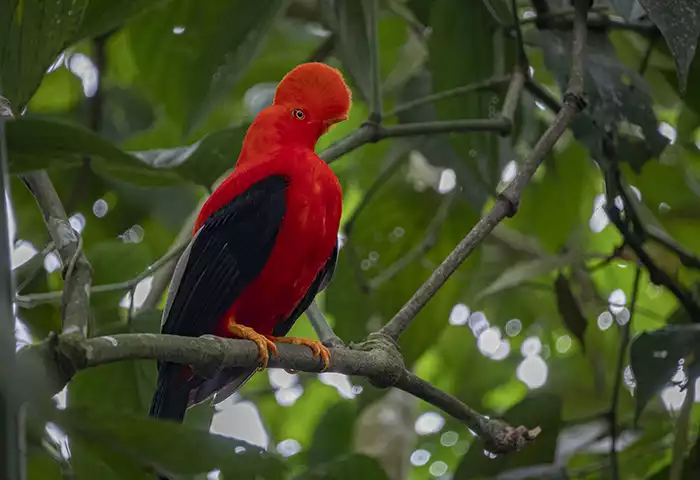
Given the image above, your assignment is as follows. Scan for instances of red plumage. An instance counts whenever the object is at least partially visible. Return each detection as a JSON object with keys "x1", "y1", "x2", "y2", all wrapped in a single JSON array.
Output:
[{"x1": 149, "y1": 63, "x2": 352, "y2": 425}]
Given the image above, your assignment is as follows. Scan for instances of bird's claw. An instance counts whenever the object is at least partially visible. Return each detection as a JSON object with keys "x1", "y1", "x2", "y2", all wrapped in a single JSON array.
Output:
[
  {"x1": 266, "y1": 336, "x2": 331, "y2": 372},
  {"x1": 227, "y1": 322, "x2": 279, "y2": 370}
]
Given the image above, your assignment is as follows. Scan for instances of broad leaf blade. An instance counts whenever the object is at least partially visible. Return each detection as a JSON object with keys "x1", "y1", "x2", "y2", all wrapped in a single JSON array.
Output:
[
  {"x1": 639, "y1": 0, "x2": 700, "y2": 91},
  {"x1": 55, "y1": 406, "x2": 288, "y2": 479},
  {"x1": 5, "y1": 117, "x2": 182, "y2": 186},
  {"x1": 0, "y1": 0, "x2": 88, "y2": 110},
  {"x1": 127, "y1": 0, "x2": 289, "y2": 132},
  {"x1": 72, "y1": 0, "x2": 174, "y2": 41},
  {"x1": 554, "y1": 273, "x2": 588, "y2": 351},
  {"x1": 295, "y1": 454, "x2": 389, "y2": 480},
  {"x1": 629, "y1": 324, "x2": 700, "y2": 423}
]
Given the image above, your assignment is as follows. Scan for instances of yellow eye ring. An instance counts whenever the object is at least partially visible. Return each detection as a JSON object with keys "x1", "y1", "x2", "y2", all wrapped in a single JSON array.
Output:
[{"x1": 292, "y1": 109, "x2": 305, "y2": 120}]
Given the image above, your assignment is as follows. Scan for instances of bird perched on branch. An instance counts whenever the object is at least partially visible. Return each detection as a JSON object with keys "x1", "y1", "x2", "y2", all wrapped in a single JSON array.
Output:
[{"x1": 149, "y1": 62, "x2": 351, "y2": 423}]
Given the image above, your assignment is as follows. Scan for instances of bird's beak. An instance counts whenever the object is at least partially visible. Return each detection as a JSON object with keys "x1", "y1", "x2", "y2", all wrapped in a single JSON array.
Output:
[{"x1": 325, "y1": 114, "x2": 348, "y2": 126}]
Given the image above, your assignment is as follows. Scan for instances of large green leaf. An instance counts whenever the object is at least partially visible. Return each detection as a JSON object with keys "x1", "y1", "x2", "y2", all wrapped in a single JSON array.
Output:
[
  {"x1": 327, "y1": 170, "x2": 480, "y2": 365},
  {"x1": 0, "y1": 0, "x2": 87, "y2": 110},
  {"x1": 133, "y1": 126, "x2": 246, "y2": 188},
  {"x1": 427, "y1": 0, "x2": 514, "y2": 191},
  {"x1": 127, "y1": 0, "x2": 289, "y2": 132},
  {"x1": 629, "y1": 324, "x2": 700, "y2": 423},
  {"x1": 5, "y1": 117, "x2": 183, "y2": 186},
  {"x1": 54, "y1": 406, "x2": 288, "y2": 479},
  {"x1": 306, "y1": 400, "x2": 358, "y2": 468},
  {"x1": 295, "y1": 454, "x2": 389, "y2": 480},
  {"x1": 638, "y1": 0, "x2": 700, "y2": 91},
  {"x1": 72, "y1": 0, "x2": 174, "y2": 41}
]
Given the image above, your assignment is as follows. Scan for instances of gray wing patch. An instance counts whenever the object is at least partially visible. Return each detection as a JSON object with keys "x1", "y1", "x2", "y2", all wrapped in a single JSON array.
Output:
[{"x1": 161, "y1": 231, "x2": 199, "y2": 328}]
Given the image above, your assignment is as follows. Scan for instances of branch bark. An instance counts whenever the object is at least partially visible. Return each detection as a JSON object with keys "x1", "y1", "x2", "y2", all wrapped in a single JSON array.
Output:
[
  {"x1": 19, "y1": 330, "x2": 539, "y2": 455},
  {"x1": 19, "y1": 172, "x2": 92, "y2": 336},
  {"x1": 379, "y1": 0, "x2": 589, "y2": 340}
]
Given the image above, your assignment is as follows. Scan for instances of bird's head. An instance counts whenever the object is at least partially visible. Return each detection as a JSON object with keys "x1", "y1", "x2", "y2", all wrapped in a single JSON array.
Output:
[{"x1": 269, "y1": 62, "x2": 352, "y2": 148}]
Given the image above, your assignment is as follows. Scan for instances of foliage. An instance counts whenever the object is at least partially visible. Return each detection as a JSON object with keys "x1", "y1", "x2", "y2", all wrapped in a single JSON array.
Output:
[{"x1": 3, "y1": 0, "x2": 700, "y2": 479}]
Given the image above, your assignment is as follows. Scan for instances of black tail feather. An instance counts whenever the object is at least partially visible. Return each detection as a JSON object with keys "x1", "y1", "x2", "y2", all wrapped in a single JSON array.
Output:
[{"x1": 149, "y1": 363, "x2": 189, "y2": 423}]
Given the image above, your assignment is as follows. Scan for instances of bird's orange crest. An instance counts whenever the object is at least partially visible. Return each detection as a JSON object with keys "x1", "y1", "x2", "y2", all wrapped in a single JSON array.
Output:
[{"x1": 274, "y1": 62, "x2": 352, "y2": 126}]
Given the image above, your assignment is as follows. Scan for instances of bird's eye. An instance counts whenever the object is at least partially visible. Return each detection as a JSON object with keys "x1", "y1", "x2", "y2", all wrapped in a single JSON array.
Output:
[{"x1": 292, "y1": 109, "x2": 305, "y2": 120}]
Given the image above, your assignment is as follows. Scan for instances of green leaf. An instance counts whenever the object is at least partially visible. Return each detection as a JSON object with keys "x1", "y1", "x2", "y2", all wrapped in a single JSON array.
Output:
[
  {"x1": 72, "y1": 0, "x2": 174, "y2": 41},
  {"x1": 475, "y1": 251, "x2": 583, "y2": 302},
  {"x1": 629, "y1": 324, "x2": 700, "y2": 423},
  {"x1": 538, "y1": 31, "x2": 668, "y2": 171},
  {"x1": 427, "y1": 0, "x2": 514, "y2": 191},
  {"x1": 27, "y1": 450, "x2": 62, "y2": 480},
  {"x1": 295, "y1": 454, "x2": 389, "y2": 480},
  {"x1": 638, "y1": 0, "x2": 700, "y2": 91},
  {"x1": 127, "y1": 0, "x2": 289, "y2": 132},
  {"x1": 26, "y1": 66, "x2": 83, "y2": 113},
  {"x1": 327, "y1": 169, "x2": 480, "y2": 365},
  {"x1": 133, "y1": 126, "x2": 247, "y2": 188},
  {"x1": 554, "y1": 273, "x2": 588, "y2": 351},
  {"x1": 323, "y1": 0, "x2": 371, "y2": 101},
  {"x1": 454, "y1": 393, "x2": 563, "y2": 478},
  {"x1": 610, "y1": 0, "x2": 645, "y2": 20},
  {"x1": 307, "y1": 400, "x2": 358, "y2": 468},
  {"x1": 0, "y1": 0, "x2": 88, "y2": 110},
  {"x1": 5, "y1": 117, "x2": 183, "y2": 186},
  {"x1": 54, "y1": 406, "x2": 288, "y2": 479}
]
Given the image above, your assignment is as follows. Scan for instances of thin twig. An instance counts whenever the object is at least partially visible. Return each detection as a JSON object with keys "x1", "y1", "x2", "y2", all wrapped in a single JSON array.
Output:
[
  {"x1": 368, "y1": 191, "x2": 456, "y2": 290},
  {"x1": 16, "y1": 242, "x2": 188, "y2": 308},
  {"x1": 379, "y1": 0, "x2": 589, "y2": 339},
  {"x1": 20, "y1": 172, "x2": 93, "y2": 336},
  {"x1": 385, "y1": 76, "x2": 512, "y2": 118},
  {"x1": 525, "y1": 79, "x2": 562, "y2": 112},
  {"x1": 609, "y1": 266, "x2": 641, "y2": 480},
  {"x1": 306, "y1": 34, "x2": 335, "y2": 63},
  {"x1": 603, "y1": 157, "x2": 700, "y2": 321},
  {"x1": 13, "y1": 241, "x2": 55, "y2": 292},
  {"x1": 306, "y1": 301, "x2": 343, "y2": 347}
]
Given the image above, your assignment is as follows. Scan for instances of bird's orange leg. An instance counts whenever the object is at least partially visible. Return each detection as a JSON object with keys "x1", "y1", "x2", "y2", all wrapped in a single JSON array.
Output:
[
  {"x1": 265, "y1": 336, "x2": 331, "y2": 372},
  {"x1": 226, "y1": 316, "x2": 278, "y2": 371}
]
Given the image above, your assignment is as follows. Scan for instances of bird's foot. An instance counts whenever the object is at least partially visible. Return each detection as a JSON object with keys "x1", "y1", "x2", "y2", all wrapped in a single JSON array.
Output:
[
  {"x1": 265, "y1": 336, "x2": 331, "y2": 372},
  {"x1": 227, "y1": 320, "x2": 278, "y2": 370}
]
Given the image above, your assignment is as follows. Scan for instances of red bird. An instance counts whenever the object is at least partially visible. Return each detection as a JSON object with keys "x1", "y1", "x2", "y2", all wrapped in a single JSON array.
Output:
[{"x1": 149, "y1": 63, "x2": 351, "y2": 422}]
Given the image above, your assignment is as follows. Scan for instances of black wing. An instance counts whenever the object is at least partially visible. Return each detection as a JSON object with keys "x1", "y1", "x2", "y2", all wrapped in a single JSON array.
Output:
[
  {"x1": 150, "y1": 175, "x2": 288, "y2": 421},
  {"x1": 193, "y1": 241, "x2": 339, "y2": 406}
]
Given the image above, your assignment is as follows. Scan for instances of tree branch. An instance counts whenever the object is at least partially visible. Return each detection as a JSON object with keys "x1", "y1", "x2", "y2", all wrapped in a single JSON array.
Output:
[
  {"x1": 20, "y1": 172, "x2": 93, "y2": 337},
  {"x1": 379, "y1": 0, "x2": 589, "y2": 340},
  {"x1": 306, "y1": 301, "x2": 343, "y2": 347},
  {"x1": 16, "y1": 242, "x2": 187, "y2": 308},
  {"x1": 19, "y1": 330, "x2": 539, "y2": 454}
]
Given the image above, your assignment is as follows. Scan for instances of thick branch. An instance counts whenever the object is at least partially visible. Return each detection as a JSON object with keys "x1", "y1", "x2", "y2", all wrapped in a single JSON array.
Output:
[
  {"x1": 20, "y1": 172, "x2": 92, "y2": 336},
  {"x1": 20, "y1": 331, "x2": 539, "y2": 454},
  {"x1": 379, "y1": 0, "x2": 589, "y2": 340}
]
